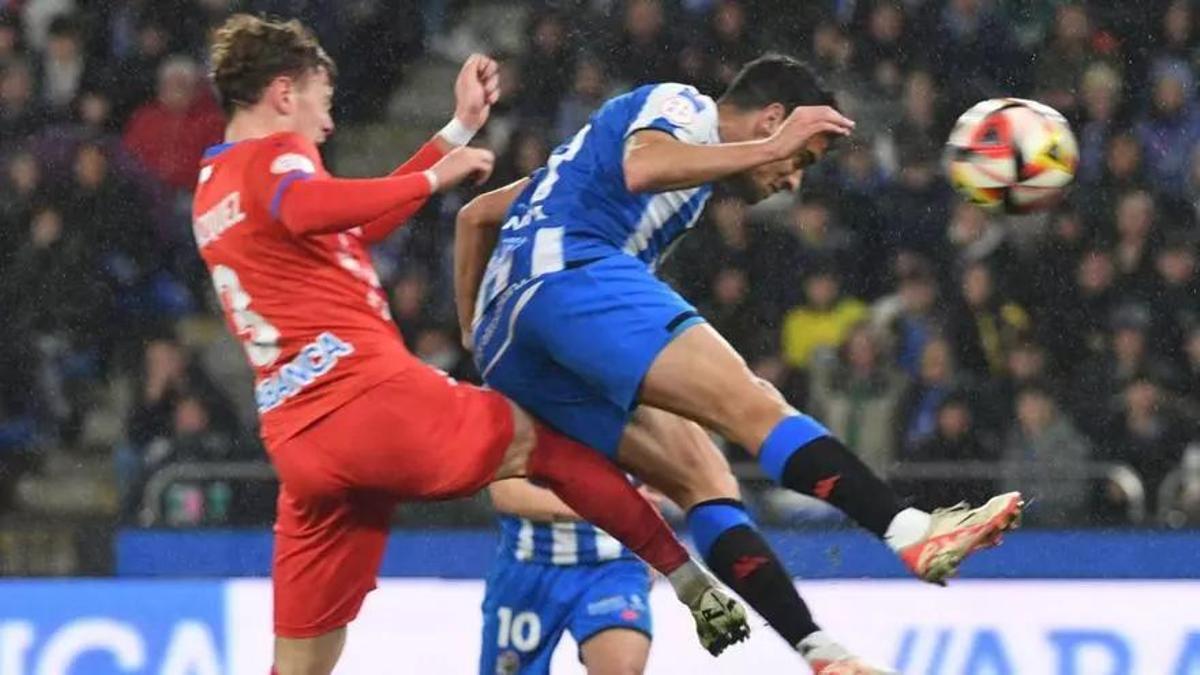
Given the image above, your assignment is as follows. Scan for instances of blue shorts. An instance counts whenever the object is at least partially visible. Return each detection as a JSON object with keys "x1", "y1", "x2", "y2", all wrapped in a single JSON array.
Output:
[
  {"x1": 474, "y1": 255, "x2": 705, "y2": 456},
  {"x1": 479, "y1": 557, "x2": 653, "y2": 675}
]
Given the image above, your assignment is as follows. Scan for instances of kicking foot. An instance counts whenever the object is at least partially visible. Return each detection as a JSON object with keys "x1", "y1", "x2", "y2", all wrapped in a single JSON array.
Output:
[
  {"x1": 899, "y1": 491, "x2": 1024, "y2": 585},
  {"x1": 689, "y1": 586, "x2": 750, "y2": 656}
]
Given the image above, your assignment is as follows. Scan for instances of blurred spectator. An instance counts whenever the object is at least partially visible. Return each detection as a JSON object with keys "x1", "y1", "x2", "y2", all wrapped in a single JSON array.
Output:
[
  {"x1": 1084, "y1": 131, "x2": 1146, "y2": 229},
  {"x1": 1073, "y1": 305, "x2": 1178, "y2": 438},
  {"x1": 877, "y1": 70, "x2": 944, "y2": 175},
  {"x1": 107, "y1": 17, "x2": 171, "y2": 125},
  {"x1": 780, "y1": 195, "x2": 858, "y2": 300},
  {"x1": 2, "y1": 204, "x2": 111, "y2": 442},
  {"x1": 781, "y1": 264, "x2": 867, "y2": 370},
  {"x1": 0, "y1": 150, "x2": 49, "y2": 271},
  {"x1": 120, "y1": 337, "x2": 242, "y2": 514},
  {"x1": 810, "y1": 20, "x2": 854, "y2": 91},
  {"x1": 609, "y1": 0, "x2": 679, "y2": 86},
  {"x1": 1155, "y1": 0, "x2": 1200, "y2": 73},
  {"x1": 872, "y1": 257, "x2": 943, "y2": 376},
  {"x1": 1030, "y1": 205, "x2": 1089, "y2": 321},
  {"x1": 518, "y1": 12, "x2": 574, "y2": 123},
  {"x1": 854, "y1": 0, "x2": 910, "y2": 97},
  {"x1": 60, "y1": 142, "x2": 157, "y2": 272},
  {"x1": 485, "y1": 128, "x2": 550, "y2": 190},
  {"x1": 0, "y1": 10, "x2": 25, "y2": 62},
  {"x1": 391, "y1": 271, "x2": 437, "y2": 346},
  {"x1": 876, "y1": 147, "x2": 953, "y2": 269},
  {"x1": 1099, "y1": 377, "x2": 1192, "y2": 515},
  {"x1": 808, "y1": 322, "x2": 906, "y2": 475},
  {"x1": 36, "y1": 14, "x2": 95, "y2": 118},
  {"x1": 122, "y1": 56, "x2": 224, "y2": 192},
  {"x1": 555, "y1": 58, "x2": 609, "y2": 143},
  {"x1": 1134, "y1": 59, "x2": 1200, "y2": 198},
  {"x1": 704, "y1": 0, "x2": 756, "y2": 88},
  {"x1": 699, "y1": 266, "x2": 773, "y2": 359},
  {"x1": 0, "y1": 59, "x2": 47, "y2": 146},
  {"x1": 895, "y1": 338, "x2": 963, "y2": 455},
  {"x1": 1112, "y1": 189, "x2": 1160, "y2": 296},
  {"x1": 1042, "y1": 248, "x2": 1118, "y2": 370},
  {"x1": 1002, "y1": 385, "x2": 1092, "y2": 526},
  {"x1": 928, "y1": 0, "x2": 1023, "y2": 113},
  {"x1": 946, "y1": 202, "x2": 1019, "y2": 297},
  {"x1": 1076, "y1": 63, "x2": 1124, "y2": 184},
  {"x1": 909, "y1": 394, "x2": 996, "y2": 506},
  {"x1": 1031, "y1": 3, "x2": 1094, "y2": 121},
  {"x1": 1183, "y1": 325, "x2": 1200, "y2": 413},
  {"x1": 1149, "y1": 235, "x2": 1200, "y2": 363},
  {"x1": 978, "y1": 339, "x2": 1055, "y2": 436},
  {"x1": 947, "y1": 261, "x2": 1031, "y2": 378}
]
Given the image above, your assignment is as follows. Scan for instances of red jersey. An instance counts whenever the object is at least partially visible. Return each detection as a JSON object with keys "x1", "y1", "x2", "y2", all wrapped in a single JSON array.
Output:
[{"x1": 192, "y1": 132, "x2": 439, "y2": 449}]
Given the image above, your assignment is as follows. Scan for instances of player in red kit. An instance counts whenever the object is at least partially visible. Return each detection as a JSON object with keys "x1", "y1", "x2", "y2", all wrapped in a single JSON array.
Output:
[{"x1": 195, "y1": 14, "x2": 747, "y2": 675}]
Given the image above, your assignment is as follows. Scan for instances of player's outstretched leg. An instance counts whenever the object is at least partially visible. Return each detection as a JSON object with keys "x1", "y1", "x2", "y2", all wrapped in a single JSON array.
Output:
[
  {"x1": 494, "y1": 402, "x2": 749, "y2": 656},
  {"x1": 640, "y1": 323, "x2": 1023, "y2": 585},
  {"x1": 621, "y1": 406, "x2": 893, "y2": 672}
]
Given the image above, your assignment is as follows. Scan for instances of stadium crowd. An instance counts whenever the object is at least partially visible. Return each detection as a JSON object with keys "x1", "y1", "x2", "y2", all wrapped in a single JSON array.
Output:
[{"x1": 1, "y1": 0, "x2": 1199, "y2": 529}]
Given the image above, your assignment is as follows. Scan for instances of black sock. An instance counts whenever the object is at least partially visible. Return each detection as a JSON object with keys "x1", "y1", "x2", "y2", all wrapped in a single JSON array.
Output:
[
  {"x1": 691, "y1": 500, "x2": 819, "y2": 646},
  {"x1": 780, "y1": 436, "x2": 903, "y2": 538}
]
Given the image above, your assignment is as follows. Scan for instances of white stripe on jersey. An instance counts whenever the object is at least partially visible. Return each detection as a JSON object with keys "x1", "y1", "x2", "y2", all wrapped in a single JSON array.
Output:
[
  {"x1": 594, "y1": 528, "x2": 623, "y2": 561},
  {"x1": 551, "y1": 522, "x2": 580, "y2": 565},
  {"x1": 531, "y1": 226, "x2": 564, "y2": 277},
  {"x1": 515, "y1": 518, "x2": 535, "y2": 561},
  {"x1": 623, "y1": 188, "x2": 701, "y2": 256},
  {"x1": 481, "y1": 280, "x2": 544, "y2": 380}
]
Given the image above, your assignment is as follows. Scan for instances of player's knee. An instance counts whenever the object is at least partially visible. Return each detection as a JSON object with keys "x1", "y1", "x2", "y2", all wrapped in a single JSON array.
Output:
[
  {"x1": 587, "y1": 661, "x2": 645, "y2": 675},
  {"x1": 708, "y1": 372, "x2": 793, "y2": 446}
]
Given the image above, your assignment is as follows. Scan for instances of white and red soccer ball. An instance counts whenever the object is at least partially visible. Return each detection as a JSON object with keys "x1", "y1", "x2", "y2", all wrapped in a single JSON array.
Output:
[{"x1": 944, "y1": 97, "x2": 1079, "y2": 214}]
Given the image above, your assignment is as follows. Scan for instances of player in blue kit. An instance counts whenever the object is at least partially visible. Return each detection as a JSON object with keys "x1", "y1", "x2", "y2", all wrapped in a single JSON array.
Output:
[
  {"x1": 480, "y1": 479, "x2": 655, "y2": 675},
  {"x1": 456, "y1": 55, "x2": 1023, "y2": 675}
]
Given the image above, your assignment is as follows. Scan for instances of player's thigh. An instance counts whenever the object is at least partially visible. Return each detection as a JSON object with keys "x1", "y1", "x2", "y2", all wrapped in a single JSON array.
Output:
[
  {"x1": 617, "y1": 406, "x2": 739, "y2": 511},
  {"x1": 475, "y1": 281, "x2": 631, "y2": 457},
  {"x1": 281, "y1": 371, "x2": 516, "y2": 500},
  {"x1": 480, "y1": 562, "x2": 571, "y2": 675},
  {"x1": 579, "y1": 629, "x2": 650, "y2": 675},
  {"x1": 568, "y1": 560, "x2": 653, "y2": 672},
  {"x1": 641, "y1": 321, "x2": 795, "y2": 452},
  {"x1": 272, "y1": 484, "x2": 392, "y2": 640}
]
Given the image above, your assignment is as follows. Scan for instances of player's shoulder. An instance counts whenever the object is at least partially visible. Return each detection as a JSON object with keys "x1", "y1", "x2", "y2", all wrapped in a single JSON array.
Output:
[{"x1": 251, "y1": 132, "x2": 321, "y2": 172}]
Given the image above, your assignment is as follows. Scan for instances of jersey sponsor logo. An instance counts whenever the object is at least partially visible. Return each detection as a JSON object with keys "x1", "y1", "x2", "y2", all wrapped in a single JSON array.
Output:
[
  {"x1": 269, "y1": 153, "x2": 317, "y2": 175},
  {"x1": 255, "y1": 332, "x2": 354, "y2": 413},
  {"x1": 198, "y1": 165, "x2": 213, "y2": 184},
  {"x1": 193, "y1": 192, "x2": 246, "y2": 248}
]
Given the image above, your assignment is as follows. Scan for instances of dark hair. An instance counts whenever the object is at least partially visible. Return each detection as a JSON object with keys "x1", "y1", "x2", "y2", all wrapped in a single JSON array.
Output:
[
  {"x1": 719, "y1": 53, "x2": 837, "y2": 112},
  {"x1": 209, "y1": 14, "x2": 336, "y2": 116}
]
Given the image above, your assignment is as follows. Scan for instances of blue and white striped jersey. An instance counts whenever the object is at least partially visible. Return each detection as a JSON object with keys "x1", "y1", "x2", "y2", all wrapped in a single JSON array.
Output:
[
  {"x1": 497, "y1": 515, "x2": 635, "y2": 566},
  {"x1": 475, "y1": 83, "x2": 720, "y2": 318}
]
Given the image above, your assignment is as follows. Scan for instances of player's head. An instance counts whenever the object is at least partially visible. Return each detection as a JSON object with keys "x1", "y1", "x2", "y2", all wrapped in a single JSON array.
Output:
[
  {"x1": 717, "y1": 54, "x2": 838, "y2": 202},
  {"x1": 210, "y1": 14, "x2": 336, "y2": 143}
]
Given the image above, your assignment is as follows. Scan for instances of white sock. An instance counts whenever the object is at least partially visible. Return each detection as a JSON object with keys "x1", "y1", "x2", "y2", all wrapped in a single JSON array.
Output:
[
  {"x1": 884, "y1": 507, "x2": 932, "y2": 552},
  {"x1": 666, "y1": 558, "x2": 714, "y2": 606},
  {"x1": 797, "y1": 630, "x2": 852, "y2": 662}
]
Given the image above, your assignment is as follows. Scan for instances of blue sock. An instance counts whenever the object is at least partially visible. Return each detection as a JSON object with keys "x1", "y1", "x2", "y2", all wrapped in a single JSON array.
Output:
[
  {"x1": 686, "y1": 499, "x2": 755, "y2": 559},
  {"x1": 758, "y1": 415, "x2": 901, "y2": 538},
  {"x1": 687, "y1": 499, "x2": 820, "y2": 644},
  {"x1": 757, "y1": 414, "x2": 831, "y2": 483}
]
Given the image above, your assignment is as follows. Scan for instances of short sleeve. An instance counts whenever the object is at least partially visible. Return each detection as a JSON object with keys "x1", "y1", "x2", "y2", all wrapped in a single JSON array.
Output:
[
  {"x1": 624, "y1": 83, "x2": 719, "y2": 146},
  {"x1": 248, "y1": 133, "x2": 327, "y2": 220}
]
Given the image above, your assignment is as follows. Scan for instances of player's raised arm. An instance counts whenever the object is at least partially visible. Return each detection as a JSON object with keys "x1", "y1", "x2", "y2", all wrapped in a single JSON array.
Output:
[
  {"x1": 454, "y1": 178, "x2": 529, "y2": 346},
  {"x1": 623, "y1": 104, "x2": 853, "y2": 193},
  {"x1": 273, "y1": 145, "x2": 494, "y2": 236}
]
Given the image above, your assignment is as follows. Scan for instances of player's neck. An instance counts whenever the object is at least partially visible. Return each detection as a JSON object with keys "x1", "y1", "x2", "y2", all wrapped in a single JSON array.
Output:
[
  {"x1": 715, "y1": 102, "x2": 755, "y2": 144},
  {"x1": 224, "y1": 110, "x2": 298, "y2": 144}
]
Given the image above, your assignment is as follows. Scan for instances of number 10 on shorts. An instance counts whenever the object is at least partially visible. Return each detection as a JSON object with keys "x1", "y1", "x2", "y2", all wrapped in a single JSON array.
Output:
[{"x1": 496, "y1": 607, "x2": 541, "y2": 652}]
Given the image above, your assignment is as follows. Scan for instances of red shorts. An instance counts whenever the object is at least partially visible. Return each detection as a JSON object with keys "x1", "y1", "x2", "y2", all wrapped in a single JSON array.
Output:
[{"x1": 268, "y1": 366, "x2": 514, "y2": 638}]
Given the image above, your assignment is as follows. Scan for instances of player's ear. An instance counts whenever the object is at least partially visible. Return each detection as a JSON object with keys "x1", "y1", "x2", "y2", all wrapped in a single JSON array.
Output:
[
  {"x1": 757, "y1": 102, "x2": 787, "y2": 136},
  {"x1": 266, "y1": 75, "x2": 295, "y2": 115}
]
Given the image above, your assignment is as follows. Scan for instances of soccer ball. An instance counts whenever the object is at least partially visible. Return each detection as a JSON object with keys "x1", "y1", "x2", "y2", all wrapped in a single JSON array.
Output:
[{"x1": 944, "y1": 97, "x2": 1078, "y2": 214}]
